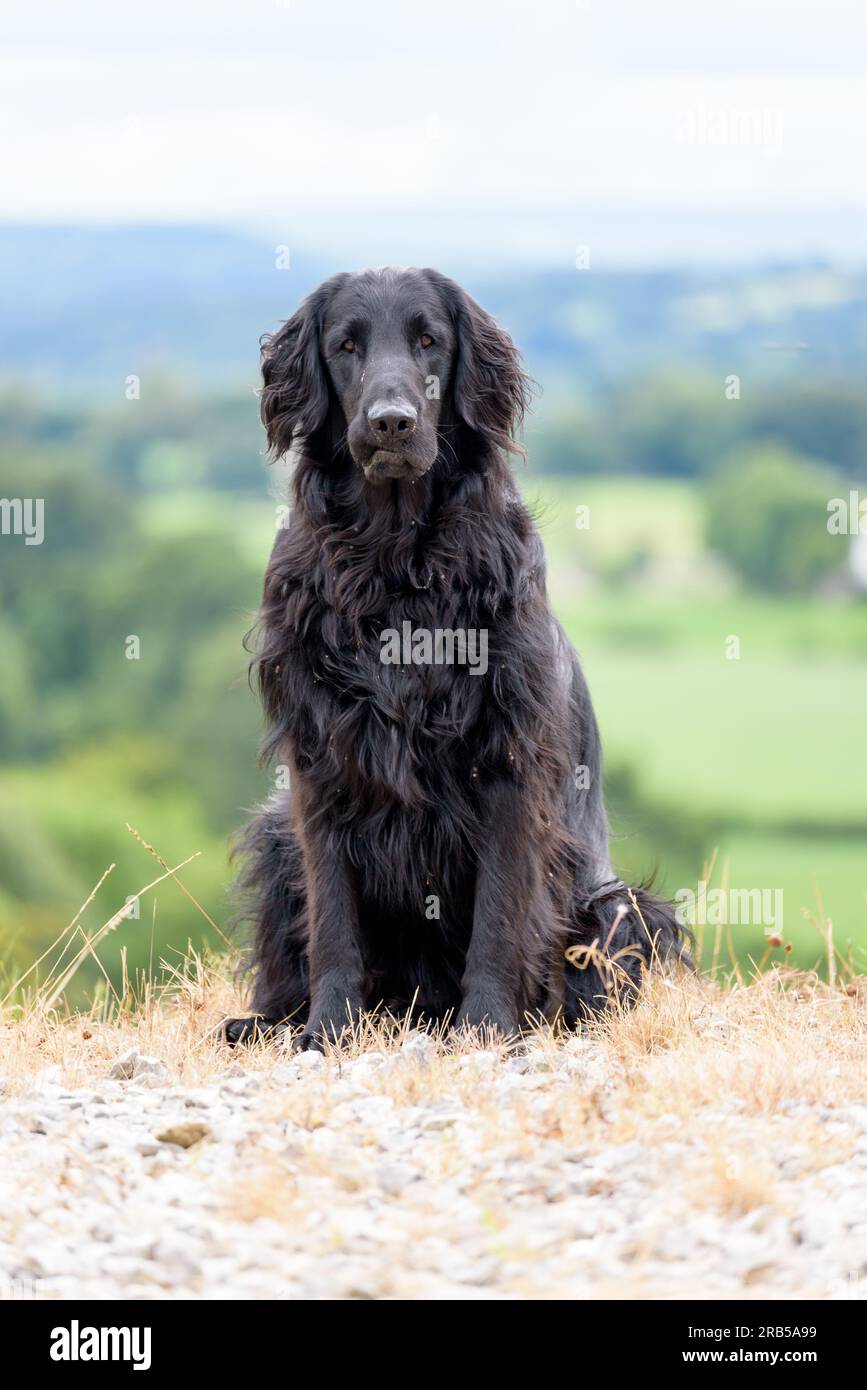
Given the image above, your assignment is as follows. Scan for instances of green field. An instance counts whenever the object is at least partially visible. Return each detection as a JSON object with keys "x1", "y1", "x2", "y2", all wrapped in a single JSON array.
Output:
[
  {"x1": 517, "y1": 477, "x2": 867, "y2": 965},
  {"x1": 143, "y1": 476, "x2": 867, "y2": 964},
  {"x1": 585, "y1": 650, "x2": 867, "y2": 825},
  {"x1": 4, "y1": 473, "x2": 863, "y2": 997}
]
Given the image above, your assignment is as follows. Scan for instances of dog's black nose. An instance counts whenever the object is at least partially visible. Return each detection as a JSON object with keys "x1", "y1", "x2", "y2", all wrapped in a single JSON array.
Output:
[{"x1": 367, "y1": 401, "x2": 417, "y2": 444}]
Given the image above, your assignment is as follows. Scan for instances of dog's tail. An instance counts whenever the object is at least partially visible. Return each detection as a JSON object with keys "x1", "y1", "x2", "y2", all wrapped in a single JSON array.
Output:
[{"x1": 564, "y1": 880, "x2": 692, "y2": 1023}]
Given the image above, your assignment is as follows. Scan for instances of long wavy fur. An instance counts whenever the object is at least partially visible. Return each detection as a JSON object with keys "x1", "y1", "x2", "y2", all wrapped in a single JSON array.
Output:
[{"x1": 234, "y1": 269, "x2": 690, "y2": 1035}]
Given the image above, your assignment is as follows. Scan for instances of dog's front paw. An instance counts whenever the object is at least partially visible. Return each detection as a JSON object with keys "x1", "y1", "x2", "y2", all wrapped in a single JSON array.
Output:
[
  {"x1": 291, "y1": 1026, "x2": 328, "y2": 1054},
  {"x1": 294, "y1": 987, "x2": 363, "y2": 1053},
  {"x1": 454, "y1": 992, "x2": 519, "y2": 1040},
  {"x1": 221, "y1": 1015, "x2": 285, "y2": 1046}
]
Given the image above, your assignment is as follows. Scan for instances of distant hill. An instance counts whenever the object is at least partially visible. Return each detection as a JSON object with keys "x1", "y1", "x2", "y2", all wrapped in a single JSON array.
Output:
[
  {"x1": 1, "y1": 225, "x2": 865, "y2": 399},
  {"x1": 0, "y1": 225, "x2": 336, "y2": 396}
]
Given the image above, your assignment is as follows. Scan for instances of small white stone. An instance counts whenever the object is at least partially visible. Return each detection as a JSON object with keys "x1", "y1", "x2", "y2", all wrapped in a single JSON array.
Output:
[
  {"x1": 594, "y1": 1140, "x2": 646, "y2": 1167},
  {"x1": 270, "y1": 1063, "x2": 301, "y2": 1084},
  {"x1": 294, "y1": 1050, "x2": 326, "y2": 1071},
  {"x1": 131, "y1": 1073, "x2": 168, "y2": 1090},
  {"x1": 31, "y1": 1065, "x2": 64, "y2": 1093},
  {"x1": 419, "y1": 1110, "x2": 461, "y2": 1132},
  {"x1": 839, "y1": 1104, "x2": 867, "y2": 1133},
  {"x1": 346, "y1": 1051, "x2": 392, "y2": 1080},
  {"x1": 505, "y1": 1052, "x2": 555, "y2": 1074},
  {"x1": 373, "y1": 1163, "x2": 416, "y2": 1196},
  {"x1": 109, "y1": 1048, "x2": 168, "y2": 1082},
  {"x1": 109, "y1": 1048, "x2": 140, "y2": 1079},
  {"x1": 457, "y1": 1051, "x2": 501, "y2": 1074},
  {"x1": 400, "y1": 1031, "x2": 438, "y2": 1063}
]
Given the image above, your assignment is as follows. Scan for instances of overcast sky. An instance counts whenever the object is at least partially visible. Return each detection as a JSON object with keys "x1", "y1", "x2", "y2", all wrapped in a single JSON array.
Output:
[{"x1": 3, "y1": 1, "x2": 866, "y2": 263}]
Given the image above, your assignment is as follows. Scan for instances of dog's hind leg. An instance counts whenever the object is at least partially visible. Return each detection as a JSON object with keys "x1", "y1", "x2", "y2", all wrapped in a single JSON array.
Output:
[{"x1": 564, "y1": 880, "x2": 692, "y2": 1023}]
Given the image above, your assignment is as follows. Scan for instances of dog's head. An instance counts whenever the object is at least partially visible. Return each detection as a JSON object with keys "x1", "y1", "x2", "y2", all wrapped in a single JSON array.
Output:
[{"x1": 260, "y1": 268, "x2": 530, "y2": 484}]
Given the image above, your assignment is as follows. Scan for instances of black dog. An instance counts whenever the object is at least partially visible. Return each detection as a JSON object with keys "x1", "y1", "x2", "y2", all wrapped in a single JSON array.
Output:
[{"x1": 226, "y1": 268, "x2": 687, "y2": 1049}]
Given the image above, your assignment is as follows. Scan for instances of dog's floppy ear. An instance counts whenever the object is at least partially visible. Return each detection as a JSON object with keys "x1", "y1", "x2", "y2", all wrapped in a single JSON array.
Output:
[
  {"x1": 447, "y1": 280, "x2": 532, "y2": 455},
  {"x1": 259, "y1": 285, "x2": 332, "y2": 458}
]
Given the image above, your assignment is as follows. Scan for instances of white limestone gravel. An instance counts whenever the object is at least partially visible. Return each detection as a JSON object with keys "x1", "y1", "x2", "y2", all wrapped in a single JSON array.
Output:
[{"x1": 1, "y1": 1033, "x2": 866, "y2": 1301}]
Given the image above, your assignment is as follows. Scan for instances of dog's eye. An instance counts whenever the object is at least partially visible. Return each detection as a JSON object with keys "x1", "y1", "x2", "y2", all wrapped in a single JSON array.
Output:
[
  {"x1": 419, "y1": 333, "x2": 434, "y2": 349},
  {"x1": 340, "y1": 339, "x2": 355, "y2": 353}
]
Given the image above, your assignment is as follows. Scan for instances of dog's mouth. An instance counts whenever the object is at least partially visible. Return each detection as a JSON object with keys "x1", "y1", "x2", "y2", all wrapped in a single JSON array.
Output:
[{"x1": 361, "y1": 449, "x2": 432, "y2": 485}]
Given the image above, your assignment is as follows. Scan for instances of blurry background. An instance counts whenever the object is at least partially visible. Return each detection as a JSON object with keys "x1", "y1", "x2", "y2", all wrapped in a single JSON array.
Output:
[{"x1": 1, "y1": 0, "x2": 866, "y2": 997}]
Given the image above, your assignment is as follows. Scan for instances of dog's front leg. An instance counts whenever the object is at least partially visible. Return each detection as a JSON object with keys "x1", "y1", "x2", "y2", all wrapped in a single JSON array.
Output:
[
  {"x1": 456, "y1": 779, "x2": 532, "y2": 1037},
  {"x1": 293, "y1": 780, "x2": 368, "y2": 1051}
]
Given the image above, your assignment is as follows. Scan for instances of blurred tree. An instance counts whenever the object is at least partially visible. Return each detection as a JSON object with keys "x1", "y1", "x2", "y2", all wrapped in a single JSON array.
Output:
[
  {"x1": 750, "y1": 380, "x2": 867, "y2": 481},
  {"x1": 705, "y1": 446, "x2": 842, "y2": 592},
  {"x1": 526, "y1": 401, "x2": 616, "y2": 475},
  {"x1": 615, "y1": 370, "x2": 745, "y2": 476}
]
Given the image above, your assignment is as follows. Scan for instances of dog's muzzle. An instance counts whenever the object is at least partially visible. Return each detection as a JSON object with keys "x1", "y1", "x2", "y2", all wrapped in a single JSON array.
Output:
[{"x1": 363, "y1": 449, "x2": 426, "y2": 483}]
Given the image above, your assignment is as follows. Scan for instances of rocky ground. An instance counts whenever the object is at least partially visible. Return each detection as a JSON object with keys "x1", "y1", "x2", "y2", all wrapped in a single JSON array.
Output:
[{"x1": 2, "y1": 977, "x2": 866, "y2": 1300}]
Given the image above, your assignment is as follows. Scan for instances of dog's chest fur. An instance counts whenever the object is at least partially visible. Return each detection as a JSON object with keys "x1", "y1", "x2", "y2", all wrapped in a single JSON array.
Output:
[{"x1": 299, "y1": 550, "x2": 497, "y2": 795}]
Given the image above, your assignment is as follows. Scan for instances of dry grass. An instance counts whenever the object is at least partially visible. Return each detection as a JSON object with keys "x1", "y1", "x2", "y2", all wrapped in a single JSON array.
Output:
[
  {"x1": 2, "y1": 845, "x2": 866, "y2": 1250},
  {"x1": 2, "y1": 839, "x2": 866, "y2": 1106},
  {"x1": 2, "y1": 949, "x2": 866, "y2": 1214},
  {"x1": 4, "y1": 953, "x2": 864, "y2": 1087}
]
